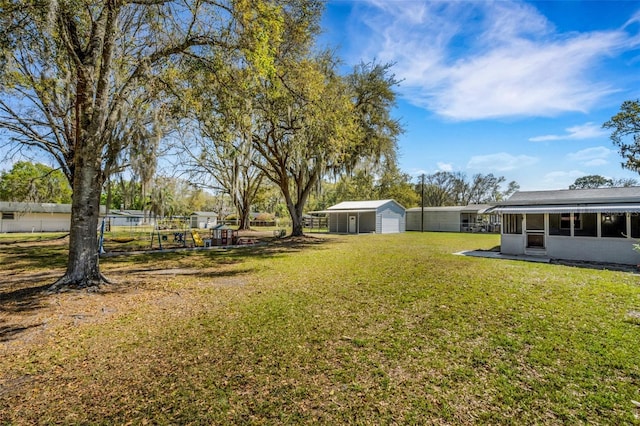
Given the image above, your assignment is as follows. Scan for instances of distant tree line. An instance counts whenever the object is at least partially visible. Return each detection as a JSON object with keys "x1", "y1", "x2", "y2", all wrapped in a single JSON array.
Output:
[
  {"x1": 0, "y1": 161, "x2": 71, "y2": 203},
  {"x1": 568, "y1": 175, "x2": 638, "y2": 190},
  {"x1": 416, "y1": 171, "x2": 519, "y2": 207}
]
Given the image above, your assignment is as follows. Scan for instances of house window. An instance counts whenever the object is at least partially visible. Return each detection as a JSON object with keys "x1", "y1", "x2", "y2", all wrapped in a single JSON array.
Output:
[
  {"x1": 525, "y1": 214, "x2": 544, "y2": 231},
  {"x1": 601, "y1": 213, "x2": 627, "y2": 238},
  {"x1": 549, "y1": 213, "x2": 571, "y2": 236},
  {"x1": 527, "y1": 233, "x2": 545, "y2": 248},
  {"x1": 574, "y1": 213, "x2": 597, "y2": 237},
  {"x1": 631, "y1": 214, "x2": 640, "y2": 238},
  {"x1": 1, "y1": 212, "x2": 15, "y2": 220},
  {"x1": 503, "y1": 214, "x2": 522, "y2": 234}
]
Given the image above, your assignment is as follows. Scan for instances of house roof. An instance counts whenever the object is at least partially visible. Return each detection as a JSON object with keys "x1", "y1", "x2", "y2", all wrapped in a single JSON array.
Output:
[
  {"x1": 191, "y1": 211, "x2": 217, "y2": 216},
  {"x1": 499, "y1": 187, "x2": 640, "y2": 205},
  {"x1": 0, "y1": 202, "x2": 109, "y2": 215},
  {"x1": 488, "y1": 187, "x2": 640, "y2": 214},
  {"x1": 108, "y1": 209, "x2": 145, "y2": 217},
  {"x1": 0, "y1": 201, "x2": 72, "y2": 214},
  {"x1": 491, "y1": 204, "x2": 640, "y2": 214}
]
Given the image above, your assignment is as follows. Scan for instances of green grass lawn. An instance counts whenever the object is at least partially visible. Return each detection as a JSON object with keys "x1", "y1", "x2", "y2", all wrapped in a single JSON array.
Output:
[{"x1": 1, "y1": 232, "x2": 639, "y2": 424}]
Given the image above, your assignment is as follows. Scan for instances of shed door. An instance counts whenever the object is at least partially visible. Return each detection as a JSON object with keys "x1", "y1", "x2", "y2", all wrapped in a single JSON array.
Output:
[
  {"x1": 349, "y1": 216, "x2": 357, "y2": 233},
  {"x1": 381, "y1": 217, "x2": 399, "y2": 234}
]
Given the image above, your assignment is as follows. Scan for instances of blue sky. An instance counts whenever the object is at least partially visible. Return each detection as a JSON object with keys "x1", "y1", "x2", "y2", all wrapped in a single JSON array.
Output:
[{"x1": 320, "y1": 0, "x2": 640, "y2": 191}]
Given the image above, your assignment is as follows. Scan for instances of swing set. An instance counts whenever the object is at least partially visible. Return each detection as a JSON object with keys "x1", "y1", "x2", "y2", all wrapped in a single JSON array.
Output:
[{"x1": 150, "y1": 217, "x2": 190, "y2": 250}]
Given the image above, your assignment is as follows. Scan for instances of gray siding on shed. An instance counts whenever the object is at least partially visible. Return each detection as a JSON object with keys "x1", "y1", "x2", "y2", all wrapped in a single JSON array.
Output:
[
  {"x1": 406, "y1": 208, "x2": 463, "y2": 232},
  {"x1": 359, "y1": 212, "x2": 377, "y2": 233}
]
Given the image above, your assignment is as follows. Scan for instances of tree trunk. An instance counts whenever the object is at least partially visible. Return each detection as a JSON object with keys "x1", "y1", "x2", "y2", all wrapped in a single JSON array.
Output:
[
  {"x1": 287, "y1": 201, "x2": 305, "y2": 237},
  {"x1": 235, "y1": 195, "x2": 252, "y2": 230},
  {"x1": 237, "y1": 207, "x2": 251, "y2": 230},
  {"x1": 52, "y1": 148, "x2": 104, "y2": 289}
]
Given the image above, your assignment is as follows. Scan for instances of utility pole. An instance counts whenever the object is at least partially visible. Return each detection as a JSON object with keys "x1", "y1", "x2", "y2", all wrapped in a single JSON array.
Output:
[{"x1": 421, "y1": 173, "x2": 425, "y2": 232}]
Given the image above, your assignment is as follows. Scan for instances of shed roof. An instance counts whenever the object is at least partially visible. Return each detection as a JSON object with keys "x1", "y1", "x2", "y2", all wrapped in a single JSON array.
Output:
[
  {"x1": 326, "y1": 199, "x2": 403, "y2": 211},
  {"x1": 406, "y1": 204, "x2": 494, "y2": 214},
  {"x1": 407, "y1": 206, "x2": 466, "y2": 213}
]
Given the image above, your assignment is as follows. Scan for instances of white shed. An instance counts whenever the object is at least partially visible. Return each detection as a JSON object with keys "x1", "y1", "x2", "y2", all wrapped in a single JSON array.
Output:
[
  {"x1": 107, "y1": 210, "x2": 149, "y2": 227},
  {"x1": 317, "y1": 199, "x2": 406, "y2": 234},
  {"x1": 190, "y1": 211, "x2": 218, "y2": 229}
]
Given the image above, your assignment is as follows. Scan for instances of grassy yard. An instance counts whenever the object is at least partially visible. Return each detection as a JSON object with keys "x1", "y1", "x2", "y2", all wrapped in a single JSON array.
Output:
[{"x1": 1, "y1": 232, "x2": 639, "y2": 424}]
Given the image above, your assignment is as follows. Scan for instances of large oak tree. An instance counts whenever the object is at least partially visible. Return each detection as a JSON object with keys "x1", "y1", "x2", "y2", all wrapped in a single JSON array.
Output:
[
  {"x1": 0, "y1": 0, "x2": 279, "y2": 288},
  {"x1": 250, "y1": 53, "x2": 403, "y2": 236}
]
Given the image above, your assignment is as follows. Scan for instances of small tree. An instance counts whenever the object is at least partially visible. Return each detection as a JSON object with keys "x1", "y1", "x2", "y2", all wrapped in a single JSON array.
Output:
[
  {"x1": 569, "y1": 175, "x2": 638, "y2": 189},
  {"x1": 604, "y1": 100, "x2": 640, "y2": 172},
  {"x1": 569, "y1": 175, "x2": 614, "y2": 189}
]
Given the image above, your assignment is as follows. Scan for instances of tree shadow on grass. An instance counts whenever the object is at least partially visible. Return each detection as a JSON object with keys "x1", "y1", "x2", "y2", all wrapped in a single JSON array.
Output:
[
  {"x1": 0, "y1": 281, "x2": 53, "y2": 311},
  {"x1": 0, "y1": 234, "x2": 337, "y2": 342},
  {"x1": 104, "y1": 233, "x2": 336, "y2": 264},
  {"x1": 1, "y1": 245, "x2": 68, "y2": 274},
  {"x1": 0, "y1": 323, "x2": 44, "y2": 343}
]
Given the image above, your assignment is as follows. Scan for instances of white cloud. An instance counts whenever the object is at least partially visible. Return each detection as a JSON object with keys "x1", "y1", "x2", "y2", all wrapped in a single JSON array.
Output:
[
  {"x1": 467, "y1": 152, "x2": 538, "y2": 172},
  {"x1": 354, "y1": 1, "x2": 637, "y2": 120},
  {"x1": 567, "y1": 146, "x2": 614, "y2": 165},
  {"x1": 529, "y1": 122, "x2": 609, "y2": 142},
  {"x1": 437, "y1": 162, "x2": 453, "y2": 172},
  {"x1": 540, "y1": 170, "x2": 586, "y2": 189},
  {"x1": 408, "y1": 168, "x2": 429, "y2": 178}
]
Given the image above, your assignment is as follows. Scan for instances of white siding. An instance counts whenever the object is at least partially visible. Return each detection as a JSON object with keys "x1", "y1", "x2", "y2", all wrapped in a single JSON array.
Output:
[{"x1": 0, "y1": 212, "x2": 70, "y2": 232}]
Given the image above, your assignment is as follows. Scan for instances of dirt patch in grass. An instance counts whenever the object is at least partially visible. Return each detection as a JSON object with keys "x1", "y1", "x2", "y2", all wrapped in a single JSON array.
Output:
[{"x1": 0, "y1": 232, "x2": 329, "y2": 350}]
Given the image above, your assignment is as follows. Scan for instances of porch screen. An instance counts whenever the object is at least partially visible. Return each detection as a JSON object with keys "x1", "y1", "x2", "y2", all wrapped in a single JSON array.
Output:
[
  {"x1": 632, "y1": 214, "x2": 640, "y2": 238},
  {"x1": 526, "y1": 214, "x2": 544, "y2": 230},
  {"x1": 574, "y1": 213, "x2": 597, "y2": 237},
  {"x1": 503, "y1": 214, "x2": 522, "y2": 234},
  {"x1": 601, "y1": 213, "x2": 626, "y2": 238},
  {"x1": 549, "y1": 213, "x2": 570, "y2": 236}
]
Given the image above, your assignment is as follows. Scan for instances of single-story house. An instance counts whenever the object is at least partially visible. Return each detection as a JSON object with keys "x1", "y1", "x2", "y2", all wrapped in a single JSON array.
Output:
[
  {"x1": 106, "y1": 209, "x2": 150, "y2": 227},
  {"x1": 0, "y1": 202, "x2": 106, "y2": 233},
  {"x1": 315, "y1": 199, "x2": 406, "y2": 234},
  {"x1": 190, "y1": 211, "x2": 218, "y2": 229},
  {"x1": 406, "y1": 204, "x2": 498, "y2": 232},
  {"x1": 487, "y1": 187, "x2": 640, "y2": 265}
]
